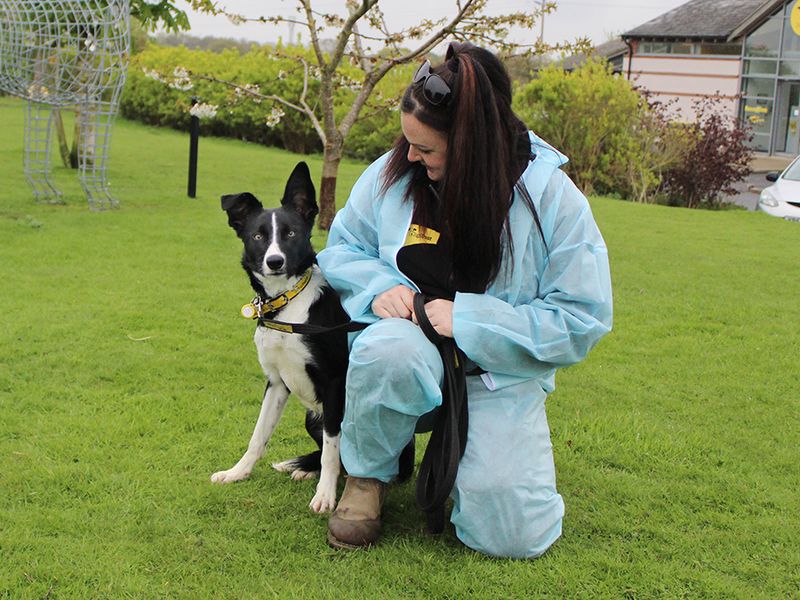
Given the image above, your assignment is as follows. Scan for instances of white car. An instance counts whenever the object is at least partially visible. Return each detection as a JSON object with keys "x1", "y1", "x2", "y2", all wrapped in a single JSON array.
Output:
[{"x1": 759, "y1": 157, "x2": 800, "y2": 222}]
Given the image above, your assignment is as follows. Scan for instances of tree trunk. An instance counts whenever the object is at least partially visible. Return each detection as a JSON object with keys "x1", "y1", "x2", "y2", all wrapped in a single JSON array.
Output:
[
  {"x1": 52, "y1": 109, "x2": 72, "y2": 168},
  {"x1": 318, "y1": 139, "x2": 343, "y2": 231},
  {"x1": 70, "y1": 113, "x2": 81, "y2": 168}
]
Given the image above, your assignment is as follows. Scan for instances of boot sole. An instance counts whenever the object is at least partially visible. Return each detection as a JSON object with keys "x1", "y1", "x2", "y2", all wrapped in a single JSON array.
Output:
[{"x1": 327, "y1": 529, "x2": 374, "y2": 550}]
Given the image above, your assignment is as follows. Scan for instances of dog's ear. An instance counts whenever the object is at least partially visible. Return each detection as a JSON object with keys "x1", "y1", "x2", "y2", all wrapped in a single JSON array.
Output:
[
  {"x1": 221, "y1": 192, "x2": 263, "y2": 237},
  {"x1": 281, "y1": 162, "x2": 318, "y2": 226}
]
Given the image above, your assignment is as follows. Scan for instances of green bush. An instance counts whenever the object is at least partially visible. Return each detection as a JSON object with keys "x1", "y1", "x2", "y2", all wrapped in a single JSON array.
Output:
[
  {"x1": 512, "y1": 59, "x2": 680, "y2": 200},
  {"x1": 121, "y1": 44, "x2": 317, "y2": 152},
  {"x1": 120, "y1": 43, "x2": 412, "y2": 160}
]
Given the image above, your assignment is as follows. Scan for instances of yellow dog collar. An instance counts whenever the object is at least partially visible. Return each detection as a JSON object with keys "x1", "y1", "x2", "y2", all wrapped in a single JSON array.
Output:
[{"x1": 241, "y1": 268, "x2": 313, "y2": 320}]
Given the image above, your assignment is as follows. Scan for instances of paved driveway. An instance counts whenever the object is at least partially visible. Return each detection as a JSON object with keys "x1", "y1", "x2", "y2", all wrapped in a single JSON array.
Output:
[
  {"x1": 724, "y1": 172, "x2": 771, "y2": 211},
  {"x1": 722, "y1": 155, "x2": 791, "y2": 211}
]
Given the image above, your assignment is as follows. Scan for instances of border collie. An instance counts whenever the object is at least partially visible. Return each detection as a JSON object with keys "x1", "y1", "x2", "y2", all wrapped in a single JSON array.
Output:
[
  {"x1": 212, "y1": 162, "x2": 350, "y2": 512},
  {"x1": 213, "y1": 162, "x2": 414, "y2": 513}
]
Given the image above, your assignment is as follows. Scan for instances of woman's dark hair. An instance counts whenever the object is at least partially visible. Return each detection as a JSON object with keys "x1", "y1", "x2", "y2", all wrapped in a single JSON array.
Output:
[{"x1": 382, "y1": 41, "x2": 533, "y2": 293}]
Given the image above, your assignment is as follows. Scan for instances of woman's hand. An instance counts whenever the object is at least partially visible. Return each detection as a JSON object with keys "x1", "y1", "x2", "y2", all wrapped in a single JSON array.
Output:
[
  {"x1": 413, "y1": 298, "x2": 454, "y2": 338},
  {"x1": 372, "y1": 285, "x2": 416, "y2": 319}
]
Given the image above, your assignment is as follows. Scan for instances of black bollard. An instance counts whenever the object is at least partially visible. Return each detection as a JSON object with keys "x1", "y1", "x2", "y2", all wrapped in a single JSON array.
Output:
[{"x1": 187, "y1": 97, "x2": 200, "y2": 198}]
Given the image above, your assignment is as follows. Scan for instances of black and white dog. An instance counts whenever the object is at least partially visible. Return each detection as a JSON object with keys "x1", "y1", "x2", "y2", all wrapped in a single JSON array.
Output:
[
  {"x1": 213, "y1": 162, "x2": 414, "y2": 513},
  {"x1": 212, "y1": 162, "x2": 350, "y2": 512}
]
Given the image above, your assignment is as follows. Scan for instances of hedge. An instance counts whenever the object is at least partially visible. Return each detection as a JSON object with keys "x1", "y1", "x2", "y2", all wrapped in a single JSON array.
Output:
[{"x1": 120, "y1": 43, "x2": 413, "y2": 161}]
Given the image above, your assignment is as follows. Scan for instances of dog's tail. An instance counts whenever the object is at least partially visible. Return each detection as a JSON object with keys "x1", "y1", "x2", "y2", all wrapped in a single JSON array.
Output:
[{"x1": 272, "y1": 451, "x2": 322, "y2": 477}]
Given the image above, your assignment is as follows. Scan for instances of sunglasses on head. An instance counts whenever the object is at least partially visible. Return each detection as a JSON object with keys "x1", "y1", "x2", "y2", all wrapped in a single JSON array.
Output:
[{"x1": 412, "y1": 60, "x2": 452, "y2": 106}]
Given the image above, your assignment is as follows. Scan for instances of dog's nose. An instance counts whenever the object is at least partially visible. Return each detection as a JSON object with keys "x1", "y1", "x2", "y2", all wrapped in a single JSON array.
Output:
[{"x1": 266, "y1": 255, "x2": 285, "y2": 271}]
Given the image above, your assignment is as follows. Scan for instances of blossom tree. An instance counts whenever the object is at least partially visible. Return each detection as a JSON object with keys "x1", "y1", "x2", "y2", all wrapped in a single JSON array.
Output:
[{"x1": 185, "y1": 0, "x2": 577, "y2": 229}]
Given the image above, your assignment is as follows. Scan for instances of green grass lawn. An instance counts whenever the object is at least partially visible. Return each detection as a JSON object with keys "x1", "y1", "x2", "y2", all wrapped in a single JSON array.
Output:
[{"x1": 1, "y1": 96, "x2": 798, "y2": 599}]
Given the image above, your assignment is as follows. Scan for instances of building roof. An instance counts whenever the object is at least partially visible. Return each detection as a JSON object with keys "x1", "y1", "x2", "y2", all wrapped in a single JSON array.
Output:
[
  {"x1": 560, "y1": 38, "x2": 628, "y2": 71},
  {"x1": 622, "y1": 0, "x2": 783, "y2": 41}
]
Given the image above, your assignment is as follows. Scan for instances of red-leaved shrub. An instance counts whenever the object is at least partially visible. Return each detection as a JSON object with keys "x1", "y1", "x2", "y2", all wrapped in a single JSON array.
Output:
[{"x1": 660, "y1": 96, "x2": 753, "y2": 209}]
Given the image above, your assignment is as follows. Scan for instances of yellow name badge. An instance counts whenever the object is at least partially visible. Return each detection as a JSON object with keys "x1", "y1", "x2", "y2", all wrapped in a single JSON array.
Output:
[{"x1": 404, "y1": 224, "x2": 441, "y2": 247}]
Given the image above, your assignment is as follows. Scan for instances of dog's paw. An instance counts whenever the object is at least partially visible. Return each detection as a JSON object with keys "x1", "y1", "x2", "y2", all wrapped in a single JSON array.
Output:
[
  {"x1": 309, "y1": 490, "x2": 337, "y2": 513},
  {"x1": 210, "y1": 468, "x2": 250, "y2": 484}
]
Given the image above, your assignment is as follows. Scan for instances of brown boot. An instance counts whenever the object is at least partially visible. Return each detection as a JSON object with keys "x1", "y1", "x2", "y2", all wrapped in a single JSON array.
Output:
[{"x1": 327, "y1": 476, "x2": 386, "y2": 549}]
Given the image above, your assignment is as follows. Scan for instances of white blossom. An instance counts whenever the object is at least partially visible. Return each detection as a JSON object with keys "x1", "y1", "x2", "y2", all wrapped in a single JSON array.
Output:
[
  {"x1": 142, "y1": 68, "x2": 163, "y2": 82},
  {"x1": 265, "y1": 105, "x2": 285, "y2": 128},
  {"x1": 190, "y1": 102, "x2": 218, "y2": 120},
  {"x1": 227, "y1": 13, "x2": 246, "y2": 25},
  {"x1": 169, "y1": 66, "x2": 193, "y2": 91},
  {"x1": 235, "y1": 83, "x2": 262, "y2": 103},
  {"x1": 170, "y1": 81, "x2": 194, "y2": 91}
]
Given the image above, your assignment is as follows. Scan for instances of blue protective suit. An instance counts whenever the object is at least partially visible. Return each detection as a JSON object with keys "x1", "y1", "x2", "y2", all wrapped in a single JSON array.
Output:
[{"x1": 317, "y1": 132, "x2": 613, "y2": 559}]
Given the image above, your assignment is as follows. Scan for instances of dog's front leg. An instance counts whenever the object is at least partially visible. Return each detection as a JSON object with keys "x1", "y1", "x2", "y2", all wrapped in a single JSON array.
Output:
[
  {"x1": 309, "y1": 430, "x2": 340, "y2": 513},
  {"x1": 211, "y1": 382, "x2": 290, "y2": 484}
]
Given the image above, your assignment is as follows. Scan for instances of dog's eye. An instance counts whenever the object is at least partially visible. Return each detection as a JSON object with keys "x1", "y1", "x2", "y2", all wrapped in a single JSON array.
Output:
[
  {"x1": 287, "y1": 230, "x2": 295, "y2": 238},
  {"x1": 253, "y1": 233, "x2": 263, "y2": 240}
]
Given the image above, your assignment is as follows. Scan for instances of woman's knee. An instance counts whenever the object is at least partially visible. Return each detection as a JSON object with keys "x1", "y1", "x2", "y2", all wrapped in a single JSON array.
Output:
[
  {"x1": 350, "y1": 318, "x2": 442, "y2": 380},
  {"x1": 346, "y1": 318, "x2": 443, "y2": 416}
]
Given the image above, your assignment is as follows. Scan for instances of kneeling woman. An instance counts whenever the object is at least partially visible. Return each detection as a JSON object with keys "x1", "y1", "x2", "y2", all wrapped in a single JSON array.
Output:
[{"x1": 317, "y1": 41, "x2": 612, "y2": 559}]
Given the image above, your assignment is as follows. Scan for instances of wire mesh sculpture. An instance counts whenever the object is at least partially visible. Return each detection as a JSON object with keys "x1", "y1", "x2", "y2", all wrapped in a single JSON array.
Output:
[{"x1": 0, "y1": 0, "x2": 131, "y2": 209}]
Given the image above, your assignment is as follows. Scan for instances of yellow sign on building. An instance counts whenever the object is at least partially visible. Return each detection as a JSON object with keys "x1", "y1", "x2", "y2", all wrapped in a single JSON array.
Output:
[{"x1": 792, "y1": 0, "x2": 800, "y2": 36}]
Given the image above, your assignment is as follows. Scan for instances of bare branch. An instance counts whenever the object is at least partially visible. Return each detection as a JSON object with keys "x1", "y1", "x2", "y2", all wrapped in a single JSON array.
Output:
[
  {"x1": 187, "y1": 68, "x2": 326, "y2": 145},
  {"x1": 348, "y1": 1, "x2": 372, "y2": 74},
  {"x1": 328, "y1": 0, "x2": 380, "y2": 75},
  {"x1": 382, "y1": 0, "x2": 478, "y2": 64},
  {"x1": 296, "y1": 57, "x2": 327, "y2": 144},
  {"x1": 299, "y1": 0, "x2": 327, "y2": 69},
  {"x1": 333, "y1": 0, "x2": 480, "y2": 139}
]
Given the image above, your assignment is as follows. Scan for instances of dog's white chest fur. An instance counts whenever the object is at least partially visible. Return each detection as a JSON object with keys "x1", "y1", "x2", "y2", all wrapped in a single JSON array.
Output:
[{"x1": 254, "y1": 268, "x2": 324, "y2": 413}]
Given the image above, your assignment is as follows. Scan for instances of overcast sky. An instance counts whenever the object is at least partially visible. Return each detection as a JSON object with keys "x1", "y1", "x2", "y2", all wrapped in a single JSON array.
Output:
[{"x1": 171, "y1": 0, "x2": 689, "y2": 51}]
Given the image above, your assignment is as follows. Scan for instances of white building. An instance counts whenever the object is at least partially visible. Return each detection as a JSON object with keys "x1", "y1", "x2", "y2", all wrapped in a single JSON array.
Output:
[{"x1": 620, "y1": 0, "x2": 799, "y2": 155}]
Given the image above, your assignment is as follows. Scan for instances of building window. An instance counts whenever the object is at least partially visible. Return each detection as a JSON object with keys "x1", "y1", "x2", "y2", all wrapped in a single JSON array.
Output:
[
  {"x1": 745, "y1": 14, "x2": 782, "y2": 57},
  {"x1": 698, "y1": 42, "x2": 741, "y2": 56},
  {"x1": 743, "y1": 59, "x2": 778, "y2": 75},
  {"x1": 639, "y1": 41, "x2": 692, "y2": 54},
  {"x1": 669, "y1": 42, "x2": 694, "y2": 54},
  {"x1": 782, "y1": 12, "x2": 800, "y2": 58},
  {"x1": 637, "y1": 41, "x2": 742, "y2": 56},
  {"x1": 779, "y1": 60, "x2": 800, "y2": 76},
  {"x1": 743, "y1": 77, "x2": 776, "y2": 98},
  {"x1": 741, "y1": 99, "x2": 774, "y2": 151},
  {"x1": 639, "y1": 41, "x2": 668, "y2": 54}
]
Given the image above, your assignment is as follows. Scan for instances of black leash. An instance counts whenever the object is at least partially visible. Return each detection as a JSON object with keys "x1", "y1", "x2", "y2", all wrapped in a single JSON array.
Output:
[{"x1": 412, "y1": 293, "x2": 469, "y2": 534}]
